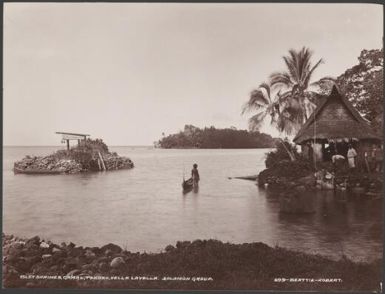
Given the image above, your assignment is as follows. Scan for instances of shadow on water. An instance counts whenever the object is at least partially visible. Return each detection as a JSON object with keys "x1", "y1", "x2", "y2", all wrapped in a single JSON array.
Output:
[
  {"x1": 182, "y1": 186, "x2": 199, "y2": 196},
  {"x1": 261, "y1": 187, "x2": 383, "y2": 260}
]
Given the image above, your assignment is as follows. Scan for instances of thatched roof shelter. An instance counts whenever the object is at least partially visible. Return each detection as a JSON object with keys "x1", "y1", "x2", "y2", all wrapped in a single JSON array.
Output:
[{"x1": 293, "y1": 85, "x2": 381, "y2": 145}]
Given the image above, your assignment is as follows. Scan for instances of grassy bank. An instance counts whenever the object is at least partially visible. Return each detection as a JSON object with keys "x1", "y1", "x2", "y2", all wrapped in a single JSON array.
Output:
[{"x1": 3, "y1": 234, "x2": 382, "y2": 291}]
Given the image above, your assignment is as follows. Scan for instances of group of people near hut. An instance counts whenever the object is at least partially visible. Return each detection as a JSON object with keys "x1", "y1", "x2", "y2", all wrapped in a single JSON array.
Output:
[
  {"x1": 308, "y1": 140, "x2": 383, "y2": 173},
  {"x1": 312, "y1": 142, "x2": 382, "y2": 192},
  {"x1": 330, "y1": 144, "x2": 359, "y2": 171}
]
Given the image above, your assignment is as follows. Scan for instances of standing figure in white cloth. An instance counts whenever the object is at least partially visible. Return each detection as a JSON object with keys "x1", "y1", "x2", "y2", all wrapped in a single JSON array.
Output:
[{"x1": 347, "y1": 145, "x2": 357, "y2": 170}]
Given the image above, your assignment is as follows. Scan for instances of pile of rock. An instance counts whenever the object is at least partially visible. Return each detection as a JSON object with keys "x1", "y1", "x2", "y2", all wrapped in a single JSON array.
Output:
[
  {"x1": 14, "y1": 155, "x2": 83, "y2": 174},
  {"x1": 103, "y1": 153, "x2": 134, "y2": 170},
  {"x1": 13, "y1": 147, "x2": 134, "y2": 175},
  {"x1": 3, "y1": 234, "x2": 129, "y2": 288}
]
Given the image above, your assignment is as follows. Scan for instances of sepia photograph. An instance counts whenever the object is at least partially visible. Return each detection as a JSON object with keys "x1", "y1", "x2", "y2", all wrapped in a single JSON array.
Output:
[{"x1": 3, "y1": 2, "x2": 384, "y2": 292}]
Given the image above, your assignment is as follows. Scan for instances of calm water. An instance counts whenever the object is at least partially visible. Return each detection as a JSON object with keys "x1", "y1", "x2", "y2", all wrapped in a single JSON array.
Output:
[{"x1": 3, "y1": 146, "x2": 383, "y2": 261}]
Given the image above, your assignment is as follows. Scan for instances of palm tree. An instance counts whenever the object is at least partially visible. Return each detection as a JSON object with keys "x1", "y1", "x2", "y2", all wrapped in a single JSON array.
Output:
[
  {"x1": 242, "y1": 82, "x2": 297, "y2": 160},
  {"x1": 242, "y1": 82, "x2": 303, "y2": 135},
  {"x1": 242, "y1": 82, "x2": 280, "y2": 131},
  {"x1": 270, "y1": 47, "x2": 325, "y2": 124}
]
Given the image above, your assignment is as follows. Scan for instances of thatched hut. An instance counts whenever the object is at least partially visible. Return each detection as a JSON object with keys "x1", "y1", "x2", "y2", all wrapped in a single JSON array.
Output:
[{"x1": 293, "y1": 85, "x2": 382, "y2": 166}]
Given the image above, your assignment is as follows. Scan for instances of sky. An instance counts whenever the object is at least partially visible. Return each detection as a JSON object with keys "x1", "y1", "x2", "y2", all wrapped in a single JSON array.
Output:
[{"x1": 4, "y1": 3, "x2": 383, "y2": 146}]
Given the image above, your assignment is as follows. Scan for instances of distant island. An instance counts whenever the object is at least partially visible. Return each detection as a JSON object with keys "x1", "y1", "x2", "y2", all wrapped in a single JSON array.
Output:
[{"x1": 156, "y1": 125, "x2": 277, "y2": 149}]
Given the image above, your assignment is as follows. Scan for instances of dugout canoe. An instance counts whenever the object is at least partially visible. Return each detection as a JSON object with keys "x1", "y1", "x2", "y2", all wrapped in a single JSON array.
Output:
[{"x1": 182, "y1": 178, "x2": 194, "y2": 192}]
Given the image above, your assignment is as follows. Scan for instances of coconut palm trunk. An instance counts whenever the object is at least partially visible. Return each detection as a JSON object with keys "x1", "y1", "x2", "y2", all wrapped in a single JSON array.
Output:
[{"x1": 278, "y1": 139, "x2": 296, "y2": 161}]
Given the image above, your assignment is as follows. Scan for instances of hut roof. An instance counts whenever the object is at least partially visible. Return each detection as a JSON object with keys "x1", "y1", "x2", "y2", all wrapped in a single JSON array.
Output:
[{"x1": 293, "y1": 85, "x2": 381, "y2": 144}]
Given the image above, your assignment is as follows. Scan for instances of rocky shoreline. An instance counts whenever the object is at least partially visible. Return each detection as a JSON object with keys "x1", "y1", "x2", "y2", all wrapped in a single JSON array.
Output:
[
  {"x1": 256, "y1": 159, "x2": 383, "y2": 214},
  {"x1": 3, "y1": 234, "x2": 381, "y2": 290}
]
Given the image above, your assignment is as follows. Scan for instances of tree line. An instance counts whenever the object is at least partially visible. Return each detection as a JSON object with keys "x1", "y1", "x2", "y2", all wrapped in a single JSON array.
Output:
[{"x1": 156, "y1": 125, "x2": 277, "y2": 149}]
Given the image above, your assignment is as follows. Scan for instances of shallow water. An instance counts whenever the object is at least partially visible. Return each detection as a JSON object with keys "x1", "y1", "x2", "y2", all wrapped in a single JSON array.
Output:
[{"x1": 3, "y1": 146, "x2": 383, "y2": 261}]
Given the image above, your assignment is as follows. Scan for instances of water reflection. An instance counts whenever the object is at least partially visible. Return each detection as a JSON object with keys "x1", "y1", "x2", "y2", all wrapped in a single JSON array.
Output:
[{"x1": 264, "y1": 187, "x2": 382, "y2": 261}]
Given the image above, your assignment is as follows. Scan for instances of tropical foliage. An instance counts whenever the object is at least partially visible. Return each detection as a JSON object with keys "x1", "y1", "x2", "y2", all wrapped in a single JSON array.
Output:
[
  {"x1": 242, "y1": 83, "x2": 279, "y2": 130},
  {"x1": 242, "y1": 47, "x2": 383, "y2": 168},
  {"x1": 315, "y1": 48, "x2": 383, "y2": 134},
  {"x1": 242, "y1": 83, "x2": 300, "y2": 136},
  {"x1": 244, "y1": 47, "x2": 383, "y2": 138},
  {"x1": 269, "y1": 47, "x2": 325, "y2": 121},
  {"x1": 243, "y1": 47, "x2": 327, "y2": 136},
  {"x1": 157, "y1": 125, "x2": 277, "y2": 149},
  {"x1": 264, "y1": 140, "x2": 301, "y2": 168}
]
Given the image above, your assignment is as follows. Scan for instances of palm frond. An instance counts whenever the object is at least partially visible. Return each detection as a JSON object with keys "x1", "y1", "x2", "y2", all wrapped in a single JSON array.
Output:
[
  {"x1": 276, "y1": 113, "x2": 301, "y2": 135},
  {"x1": 304, "y1": 57, "x2": 324, "y2": 87},
  {"x1": 291, "y1": 84, "x2": 299, "y2": 95},
  {"x1": 259, "y1": 82, "x2": 272, "y2": 103},
  {"x1": 288, "y1": 49, "x2": 301, "y2": 82},
  {"x1": 241, "y1": 89, "x2": 269, "y2": 114},
  {"x1": 270, "y1": 72, "x2": 293, "y2": 89},
  {"x1": 269, "y1": 111, "x2": 280, "y2": 128},
  {"x1": 277, "y1": 90, "x2": 292, "y2": 103},
  {"x1": 297, "y1": 47, "x2": 311, "y2": 85},
  {"x1": 283, "y1": 55, "x2": 299, "y2": 83},
  {"x1": 248, "y1": 112, "x2": 267, "y2": 131},
  {"x1": 281, "y1": 99, "x2": 304, "y2": 124}
]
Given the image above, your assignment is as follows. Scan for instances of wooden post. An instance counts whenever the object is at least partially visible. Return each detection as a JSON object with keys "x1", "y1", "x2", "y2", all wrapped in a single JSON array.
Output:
[
  {"x1": 66, "y1": 140, "x2": 70, "y2": 150},
  {"x1": 365, "y1": 155, "x2": 371, "y2": 174},
  {"x1": 98, "y1": 152, "x2": 106, "y2": 171}
]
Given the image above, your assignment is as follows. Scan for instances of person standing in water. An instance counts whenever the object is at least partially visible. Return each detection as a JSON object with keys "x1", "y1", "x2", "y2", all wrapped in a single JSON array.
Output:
[{"x1": 191, "y1": 163, "x2": 200, "y2": 188}]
